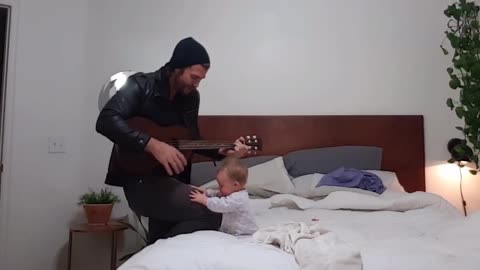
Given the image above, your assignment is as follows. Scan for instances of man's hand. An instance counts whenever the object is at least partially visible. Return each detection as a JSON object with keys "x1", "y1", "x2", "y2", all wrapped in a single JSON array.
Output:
[
  {"x1": 145, "y1": 138, "x2": 187, "y2": 176},
  {"x1": 218, "y1": 136, "x2": 249, "y2": 158},
  {"x1": 190, "y1": 190, "x2": 208, "y2": 205}
]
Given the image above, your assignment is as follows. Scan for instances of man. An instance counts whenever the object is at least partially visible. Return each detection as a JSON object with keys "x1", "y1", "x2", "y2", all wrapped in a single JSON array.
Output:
[{"x1": 96, "y1": 37, "x2": 248, "y2": 244}]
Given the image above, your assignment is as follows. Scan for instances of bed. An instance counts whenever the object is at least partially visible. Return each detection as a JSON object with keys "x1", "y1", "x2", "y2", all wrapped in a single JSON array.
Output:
[{"x1": 117, "y1": 115, "x2": 480, "y2": 270}]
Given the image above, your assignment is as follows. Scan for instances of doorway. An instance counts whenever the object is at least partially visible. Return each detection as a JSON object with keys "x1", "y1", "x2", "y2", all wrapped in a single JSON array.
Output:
[
  {"x1": 0, "y1": 5, "x2": 10, "y2": 196},
  {"x1": 0, "y1": 2, "x2": 13, "y2": 269}
]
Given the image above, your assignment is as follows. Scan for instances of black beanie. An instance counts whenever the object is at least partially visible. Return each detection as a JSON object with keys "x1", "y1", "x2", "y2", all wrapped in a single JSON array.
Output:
[{"x1": 168, "y1": 37, "x2": 210, "y2": 69}]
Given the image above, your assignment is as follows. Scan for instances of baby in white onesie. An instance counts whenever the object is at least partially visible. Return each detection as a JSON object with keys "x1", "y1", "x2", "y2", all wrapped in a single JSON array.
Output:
[{"x1": 190, "y1": 157, "x2": 258, "y2": 236}]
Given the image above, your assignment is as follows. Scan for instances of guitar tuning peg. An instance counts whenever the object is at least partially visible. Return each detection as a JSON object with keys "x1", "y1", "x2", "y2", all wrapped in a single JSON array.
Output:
[
  {"x1": 254, "y1": 139, "x2": 258, "y2": 143},
  {"x1": 246, "y1": 135, "x2": 251, "y2": 139},
  {"x1": 254, "y1": 146, "x2": 258, "y2": 150},
  {"x1": 253, "y1": 135, "x2": 257, "y2": 139}
]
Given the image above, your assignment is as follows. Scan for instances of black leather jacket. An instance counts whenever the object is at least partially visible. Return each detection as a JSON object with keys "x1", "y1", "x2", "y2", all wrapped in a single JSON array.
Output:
[{"x1": 96, "y1": 67, "x2": 222, "y2": 186}]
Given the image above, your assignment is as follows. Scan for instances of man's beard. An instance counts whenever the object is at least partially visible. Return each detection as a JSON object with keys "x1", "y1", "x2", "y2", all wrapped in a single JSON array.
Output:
[
  {"x1": 178, "y1": 82, "x2": 195, "y2": 95},
  {"x1": 173, "y1": 77, "x2": 194, "y2": 95},
  {"x1": 177, "y1": 84, "x2": 194, "y2": 95}
]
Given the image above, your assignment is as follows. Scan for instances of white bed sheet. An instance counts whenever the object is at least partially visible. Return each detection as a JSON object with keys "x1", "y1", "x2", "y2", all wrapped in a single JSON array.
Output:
[{"x1": 118, "y1": 190, "x2": 480, "y2": 270}]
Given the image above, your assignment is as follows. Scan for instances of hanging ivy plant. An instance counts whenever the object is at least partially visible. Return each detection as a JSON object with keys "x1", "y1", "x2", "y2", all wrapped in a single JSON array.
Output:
[{"x1": 441, "y1": 0, "x2": 480, "y2": 174}]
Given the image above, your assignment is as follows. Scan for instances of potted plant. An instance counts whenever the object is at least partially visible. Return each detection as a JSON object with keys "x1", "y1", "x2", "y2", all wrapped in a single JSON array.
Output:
[
  {"x1": 78, "y1": 187, "x2": 120, "y2": 225},
  {"x1": 441, "y1": 0, "x2": 480, "y2": 174}
]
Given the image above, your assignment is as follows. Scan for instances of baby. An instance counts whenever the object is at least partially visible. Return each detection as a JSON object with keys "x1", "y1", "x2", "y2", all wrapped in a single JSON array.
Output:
[{"x1": 190, "y1": 157, "x2": 258, "y2": 236}]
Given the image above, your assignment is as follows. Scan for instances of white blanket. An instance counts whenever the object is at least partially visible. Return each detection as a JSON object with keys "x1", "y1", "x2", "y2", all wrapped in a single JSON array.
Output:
[
  {"x1": 118, "y1": 190, "x2": 479, "y2": 270},
  {"x1": 117, "y1": 231, "x2": 299, "y2": 270},
  {"x1": 269, "y1": 191, "x2": 461, "y2": 214},
  {"x1": 253, "y1": 222, "x2": 362, "y2": 270}
]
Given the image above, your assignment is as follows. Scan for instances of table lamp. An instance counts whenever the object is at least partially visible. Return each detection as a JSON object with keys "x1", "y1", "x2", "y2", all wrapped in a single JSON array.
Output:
[{"x1": 98, "y1": 70, "x2": 137, "y2": 111}]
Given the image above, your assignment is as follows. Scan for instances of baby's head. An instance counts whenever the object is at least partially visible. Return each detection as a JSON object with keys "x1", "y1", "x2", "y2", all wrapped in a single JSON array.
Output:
[{"x1": 216, "y1": 157, "x2": 248, "y2": 196}]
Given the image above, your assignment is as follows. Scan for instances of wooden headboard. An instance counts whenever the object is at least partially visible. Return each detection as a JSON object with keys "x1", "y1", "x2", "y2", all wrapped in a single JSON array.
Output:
[{"x1": 197, "y1": 115, "x2": 425, "y2": 193}]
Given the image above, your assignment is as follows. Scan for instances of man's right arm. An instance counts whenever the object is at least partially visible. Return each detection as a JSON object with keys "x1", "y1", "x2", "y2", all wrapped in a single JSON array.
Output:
[
  {"x1": 96, "y1": 77, "x2": 187, "y2": 175},
  {"x1": 95, "y1": 78, "x2": 150, "y2": 152}
]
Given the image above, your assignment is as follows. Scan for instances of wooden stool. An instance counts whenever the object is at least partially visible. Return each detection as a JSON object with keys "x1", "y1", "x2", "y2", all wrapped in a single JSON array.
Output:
[{"x1": 67, "y1": 222, "x2": 128, "y2": 270}]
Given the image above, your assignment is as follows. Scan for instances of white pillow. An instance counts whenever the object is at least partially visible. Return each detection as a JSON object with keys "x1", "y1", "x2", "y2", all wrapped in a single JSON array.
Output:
[
  {"x1": 291, "y1": 173, "x2": 380, "y2": 199},
  {"x1": 291, "y1": 173, "x2": 321, "y2": 197},
  {"x1": 200, "y1": 157, "x2": 295, "y2": 198},
  {"x1": 364, "y1": 170, "x2": 405, "y2": 192},
  {"x1": 201, "y1": 179, "x2": 220, "y2": 190}
]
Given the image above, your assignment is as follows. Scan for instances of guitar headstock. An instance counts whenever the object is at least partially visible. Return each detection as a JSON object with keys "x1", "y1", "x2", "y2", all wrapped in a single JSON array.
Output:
[{"x1": 244, "y1": 135, "x2": 263, "y2": 155}]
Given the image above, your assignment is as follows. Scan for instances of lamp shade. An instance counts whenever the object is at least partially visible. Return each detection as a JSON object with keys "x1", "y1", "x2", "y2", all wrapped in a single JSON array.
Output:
[
  {"x1": 98, "y1": 70, "x2": 137, "y2": 111},
  {"x1": 447, "y1": 138, "x2": 472, "y2": 162}
]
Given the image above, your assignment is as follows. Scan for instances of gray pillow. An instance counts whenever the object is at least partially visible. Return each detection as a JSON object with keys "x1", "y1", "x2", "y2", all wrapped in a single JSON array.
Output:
[
  {"x1": 291, "y1": 173, "x2": 380, "y2": 200},
  {"x1": 283, "y1": 146, "x2": 382, "y2": 178},
  {"x1": 190, "y1": 155, "x2": 279, "y2": 186}
]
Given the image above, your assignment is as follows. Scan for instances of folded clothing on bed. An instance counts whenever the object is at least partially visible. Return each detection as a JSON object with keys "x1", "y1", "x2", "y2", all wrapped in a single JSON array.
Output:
[
  {"x1": 317, "y1": 167, "x2": 386, "y2": 194},
  {"x1": 253, "y1": 222, "x2": 362, "y2": 270}
]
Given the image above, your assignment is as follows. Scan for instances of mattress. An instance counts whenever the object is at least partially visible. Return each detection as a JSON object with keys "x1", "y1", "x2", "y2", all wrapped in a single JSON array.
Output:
[{"x1": 117, "y1": 190, "x2": 480, "y2": 270}]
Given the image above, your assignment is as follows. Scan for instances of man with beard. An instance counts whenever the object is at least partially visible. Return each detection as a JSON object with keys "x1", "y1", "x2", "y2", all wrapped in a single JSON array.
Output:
[{"x1": 96, "y1": 37, "x2": 248, "y2": 244}]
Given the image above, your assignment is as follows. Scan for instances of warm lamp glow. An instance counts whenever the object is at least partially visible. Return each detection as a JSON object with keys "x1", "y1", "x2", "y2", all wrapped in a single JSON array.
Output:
[
  {"x1": 435, "y1": 163, "x2": 468, "y2": 216},
  {"x1": 436, "y1": 163, "x2": 468, "y2": 181}
]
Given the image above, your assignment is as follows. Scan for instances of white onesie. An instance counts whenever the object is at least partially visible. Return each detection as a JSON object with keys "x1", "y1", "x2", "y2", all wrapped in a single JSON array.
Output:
[{"x1": 205, "y1": 189, "x2": 258, "y2": 236}]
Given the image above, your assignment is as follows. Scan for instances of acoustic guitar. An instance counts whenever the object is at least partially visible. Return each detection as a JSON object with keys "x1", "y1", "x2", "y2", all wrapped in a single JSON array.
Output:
[{"x1": 109, "y1": 117, "x2": 263, "y2": 175}]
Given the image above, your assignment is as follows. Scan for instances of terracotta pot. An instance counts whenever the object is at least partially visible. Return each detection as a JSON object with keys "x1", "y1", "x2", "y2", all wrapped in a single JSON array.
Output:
[{"x1": 83, "y1": 204, "x2": 113, "y2": 225}]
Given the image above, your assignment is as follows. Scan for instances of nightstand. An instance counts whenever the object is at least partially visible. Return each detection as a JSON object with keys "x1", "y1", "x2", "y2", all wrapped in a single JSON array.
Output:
[{"x1": 67, "y1": 222, "x2": 129, "y2": 270}]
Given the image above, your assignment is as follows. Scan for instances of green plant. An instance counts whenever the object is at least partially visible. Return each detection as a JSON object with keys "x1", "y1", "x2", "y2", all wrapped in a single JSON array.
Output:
[
  {"x1": 78, "y1": 187, "x2": 121, "y2": 205},
  {"x1": 441, "y1": 0, "x2": 480, "y2": 174}
]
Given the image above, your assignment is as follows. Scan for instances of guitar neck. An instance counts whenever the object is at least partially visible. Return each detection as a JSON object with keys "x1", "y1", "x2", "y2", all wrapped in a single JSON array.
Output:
[{"x1": 168, "y1": 140, "x2": 234, "y2": 150}]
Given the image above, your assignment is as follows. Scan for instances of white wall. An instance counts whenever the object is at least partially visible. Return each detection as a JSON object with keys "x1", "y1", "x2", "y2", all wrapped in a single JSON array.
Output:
[
  {"x1": 86, "y1": 0, "x2": 479, "y2": 210},
  {"x1": 1, "y1": 1, "x2": 478, "y2": 270},
  {"x1": 0, "y1": 0, "x2": 123, "y2": 270}
]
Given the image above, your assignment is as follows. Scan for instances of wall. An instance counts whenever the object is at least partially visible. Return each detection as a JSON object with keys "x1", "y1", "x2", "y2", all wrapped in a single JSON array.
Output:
[
  {"x1": 1, "y1": 1, "x2": 478, "y2": 270},
  {"x1": 86, "y1": 0, "x2": 480, "y2": 210},
  {"x1": 0, "y1": 0, "x2": 116, "y2": 270}
]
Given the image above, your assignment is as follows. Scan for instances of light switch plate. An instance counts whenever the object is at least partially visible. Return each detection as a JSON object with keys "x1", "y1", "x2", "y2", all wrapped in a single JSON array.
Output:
[{"x1": 48, "y1": 136, "x2": 65, "y2": 153}]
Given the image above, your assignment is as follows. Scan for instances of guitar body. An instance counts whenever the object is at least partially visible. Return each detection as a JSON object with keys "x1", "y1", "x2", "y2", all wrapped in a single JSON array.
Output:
[
  {"x1": 112, "y1": 117, "x2": 195, "y2": 175},
  {"x1": 108, "y1": 116, "x2": 262, "y2": 176}
]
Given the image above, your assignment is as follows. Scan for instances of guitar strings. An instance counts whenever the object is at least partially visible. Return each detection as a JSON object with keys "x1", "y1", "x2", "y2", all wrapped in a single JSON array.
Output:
[
  {"x1": 163, "y1": 140, "x2": 257, "y2": 149},
  {"x1": 166, "y1": 141, "x2": 233, "y2": 149}
]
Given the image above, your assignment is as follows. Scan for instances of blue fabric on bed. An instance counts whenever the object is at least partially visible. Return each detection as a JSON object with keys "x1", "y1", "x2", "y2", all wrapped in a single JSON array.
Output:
[{"x1": 316, "y1": 167, "x2": 386, "y2": 194}]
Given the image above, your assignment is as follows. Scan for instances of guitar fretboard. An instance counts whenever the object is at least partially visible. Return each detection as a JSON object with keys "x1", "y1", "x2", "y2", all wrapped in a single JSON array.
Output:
[{"x1": 167, "y1": 141, "x2": 234, "y2": 150}]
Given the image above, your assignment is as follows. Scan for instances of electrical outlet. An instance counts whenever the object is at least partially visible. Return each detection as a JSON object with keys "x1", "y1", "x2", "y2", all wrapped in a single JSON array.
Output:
[{"x1": 48, "y1": 136, "x2": 66, "y2": 153}]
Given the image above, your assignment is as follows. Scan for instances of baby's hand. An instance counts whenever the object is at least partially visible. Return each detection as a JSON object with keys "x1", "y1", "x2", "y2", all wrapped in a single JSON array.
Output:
[
  {"x1": 190, "y1": 185, "x2": 205, "y2": 193},
  {"x1": 190, "y1": 190, "x2": 208, "y2": 205}
]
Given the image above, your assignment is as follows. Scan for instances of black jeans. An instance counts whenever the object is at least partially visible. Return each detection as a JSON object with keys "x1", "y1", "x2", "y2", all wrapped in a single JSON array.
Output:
[{"x1": 123, "y1": 175, "x2": 222, "y2": 244}]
